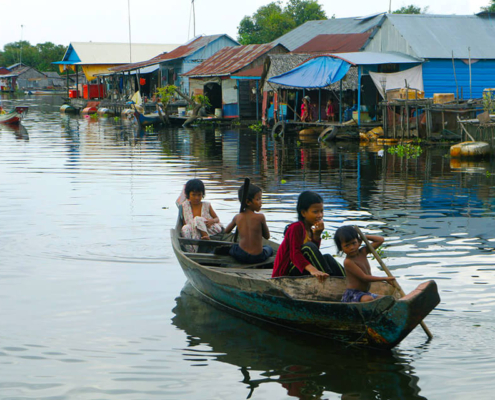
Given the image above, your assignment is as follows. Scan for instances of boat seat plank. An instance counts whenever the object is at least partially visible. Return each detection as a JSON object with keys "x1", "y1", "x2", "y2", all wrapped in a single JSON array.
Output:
[
  {"x1": 184, "y1": 252, "x2": 275, "y2": 269},
  {"x1": 178, "y1": 238, "x2": 233, "y2": 247}
]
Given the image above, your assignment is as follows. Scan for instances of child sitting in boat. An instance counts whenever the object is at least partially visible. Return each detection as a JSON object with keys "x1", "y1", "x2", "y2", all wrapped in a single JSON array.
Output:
[
  {"x1": 225, "y1": 183, "x2": 273, "y2": 264},
  {"x1": 334, "y1": 226, "x2": 395, "y2": 302},
  {"x1": 179, "y1": 179, "x2": 223, "y2": 252},
  {"x1": 272, "y1": 191, "x2": 344, "y2": 281}
]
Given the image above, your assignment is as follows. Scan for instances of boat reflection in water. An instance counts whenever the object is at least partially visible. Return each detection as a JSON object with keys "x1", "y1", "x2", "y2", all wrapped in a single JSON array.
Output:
[
  {"x1": 0, "y1": 122, "x2": 29, "y2": 140},
  {"x1": 172, "y1": 284, "x2": 426, "y2": 400}
]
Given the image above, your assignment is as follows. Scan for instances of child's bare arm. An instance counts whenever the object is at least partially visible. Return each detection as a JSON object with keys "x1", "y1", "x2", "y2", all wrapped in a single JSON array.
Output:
[
  {"x1": 304, "y1": 264, "x2": 328, "y2": 282},
  {"x1": 205, "y1": 204, "x2": 220, "y2": 228},
  {"x1": 364, "y1": 235, "x2": 384, "y2": 252},
  {"x1": 260, "y1": 214, "x2": 270, "y2": 239},
  {"x1": 224, "y1": 215, "x2": 237, "y2": 234},
  {"x1": 344, "y1": 258, "x2": 393, "y2": 284}
]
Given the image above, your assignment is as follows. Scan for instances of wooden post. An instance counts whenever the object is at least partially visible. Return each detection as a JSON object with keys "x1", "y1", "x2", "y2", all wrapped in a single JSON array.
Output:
[
  {"x1": 393, "y1": 105, "x2": 396, "y2": 138},
  {"x1": 256, "y1": 80, "x2": 259, "y2": 121},
  {"x1": 357, "y1": 66, "x2": 362, "y2": 126}
]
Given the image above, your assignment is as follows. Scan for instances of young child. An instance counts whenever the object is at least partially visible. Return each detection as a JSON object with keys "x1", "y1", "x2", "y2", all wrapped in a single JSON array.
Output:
[
  {"x1": 180, "y1": 179, "x2": 223, "y2": 252},
  {"x1": 334, "y1": 226, "x2": 395, "y2": 302},
  {"x1": 326, "y1": 99, "x2": 335, "y2": 122},
  {"x1": 272, "y1": 191, "x2": 344, "y2": 281},
  {"x1": 301, "y1": 96, "x2": 311, "y2": 122},
  {"x1": 225, "y1": 183, "x2": 273, "y2": 264}
]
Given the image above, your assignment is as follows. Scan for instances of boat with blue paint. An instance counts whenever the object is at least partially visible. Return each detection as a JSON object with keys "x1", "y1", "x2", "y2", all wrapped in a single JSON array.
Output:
[{"x1": 170, "y1": 218, "x2": 440, "y2": 350}]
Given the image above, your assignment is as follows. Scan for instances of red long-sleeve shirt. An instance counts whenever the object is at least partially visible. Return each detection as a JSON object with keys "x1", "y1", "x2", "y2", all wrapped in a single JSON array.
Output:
[{"x1": 272, "y1": 221, "x2": 321, "y2": 277}]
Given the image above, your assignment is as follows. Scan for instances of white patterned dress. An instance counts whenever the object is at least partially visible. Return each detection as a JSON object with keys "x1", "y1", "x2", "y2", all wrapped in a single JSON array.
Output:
[{"x1": 181, "y1": 200, "x2": 223, "y2": 252}]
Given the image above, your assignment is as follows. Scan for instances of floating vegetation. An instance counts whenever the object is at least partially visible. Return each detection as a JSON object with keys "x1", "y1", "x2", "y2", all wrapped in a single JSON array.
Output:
[
  {"x1": 248, "y1": 122, "x2": 263, "y2": 132},
  {"x1": 387, "y1": 143, "x2": 422, "y2": 159}
]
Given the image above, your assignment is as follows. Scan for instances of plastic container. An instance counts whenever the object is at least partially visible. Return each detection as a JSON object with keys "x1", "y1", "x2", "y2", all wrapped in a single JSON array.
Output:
[
  {"x1": 433, "y1": 93, "x2": 455, "y2": 104},
  {"x1": 69, "y1": 89, "x2": 79, "y2": 99},
  {"x1": 400, "y1": 88, "x2": 424, "y2": 100}
]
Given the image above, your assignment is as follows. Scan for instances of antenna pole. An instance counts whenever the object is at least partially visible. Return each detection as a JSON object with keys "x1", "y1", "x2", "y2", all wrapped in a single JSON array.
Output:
[
  {"x1": 193, "y1": 0, "x2": 196, "y2": 37},
  {"x1": 20, "y1": 25, "x2": 23, "y2": 64},
  {"x1": 389, "y1": 0, "x2": 392, "y2": 13},
  {"x1": 128, "y1": 0, "x2": 132, "y2": 62}
]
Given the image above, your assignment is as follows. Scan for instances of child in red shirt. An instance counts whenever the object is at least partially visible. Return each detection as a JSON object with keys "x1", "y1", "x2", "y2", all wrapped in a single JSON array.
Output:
[{"x1": 272, "y1": 191, "x2": 344, "y2": 280}]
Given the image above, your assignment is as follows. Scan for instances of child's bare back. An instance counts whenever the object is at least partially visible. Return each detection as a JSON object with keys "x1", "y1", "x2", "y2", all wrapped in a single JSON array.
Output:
[
  {"x1": 225, "y1": 183, "x2": 273, "y2": 264},
  {"x1": 231, "y1": 210, "x2": 269, "y2": 255}
]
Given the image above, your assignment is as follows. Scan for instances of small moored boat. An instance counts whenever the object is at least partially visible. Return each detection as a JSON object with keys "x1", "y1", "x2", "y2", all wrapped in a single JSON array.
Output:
[
  {"x1": 171, "y1": 216, "x2": 440, "y2": 350},
  {"x1": 0, "y1": 106, "x2": 28, "y2": 125}
]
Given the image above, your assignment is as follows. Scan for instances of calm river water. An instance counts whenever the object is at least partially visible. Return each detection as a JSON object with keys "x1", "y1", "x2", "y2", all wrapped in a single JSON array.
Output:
[{"x1": 1, "y1": 94, "x2": 495, "y2": 399}]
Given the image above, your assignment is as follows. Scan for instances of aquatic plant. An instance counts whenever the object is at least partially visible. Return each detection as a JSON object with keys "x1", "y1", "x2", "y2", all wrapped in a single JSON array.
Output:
[
  {"x1": 231, "y1": 119, "x2": 241, "y2": 127},
  {"x1": 482, "y1": 91, "x2": 495, "y2": 114},
  {"x1": 387, "y1": 143, "x2": 422, "y2": 159},
  {"x1": 248, "y1": 122, "x2": 263, "y2": 132},
  {"x1": 90, "y1": 113, "x2": 98, "y2": 120},
  {"x1": 114, "y1": 116, "x2": 120, "y2": 122},
  {"x1": 145, "y1": 125, "x2": 154, "y2": 133}
]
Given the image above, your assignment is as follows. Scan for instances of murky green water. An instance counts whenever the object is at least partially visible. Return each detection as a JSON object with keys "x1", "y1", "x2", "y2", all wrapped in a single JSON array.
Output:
[{"x1": 1, "y1": 94, "x2": 495, "y2": 399}]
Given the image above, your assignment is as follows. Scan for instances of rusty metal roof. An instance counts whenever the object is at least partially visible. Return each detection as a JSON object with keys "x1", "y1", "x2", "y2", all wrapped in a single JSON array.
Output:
[
  {"x1": 183, "y1": 44, "x2": 282, "y2": 77},
  {"x1": 109, "y1": 35, "x2": 228, "y2": 73},
  {"x1": 292, "y1": 33, "x2": 371, "y2": 54},
  {"x1": 274, "y1": 15, "x2": 385, "y2": 51},
  {"x1": 231, "y1": 65, "x2": 264, "y2": 78}
]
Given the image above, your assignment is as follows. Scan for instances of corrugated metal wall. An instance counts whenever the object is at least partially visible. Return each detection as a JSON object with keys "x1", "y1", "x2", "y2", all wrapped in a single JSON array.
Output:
[{"x1": 422, "y1": 59, "x2": 495, "y2": 99}]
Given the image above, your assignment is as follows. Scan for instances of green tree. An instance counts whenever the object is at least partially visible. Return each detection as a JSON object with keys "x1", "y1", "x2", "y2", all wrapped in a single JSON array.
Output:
[
  {"x1": 0, "y1": 41, "x2": 66, "y2": 72},
  {"x1": 238, "y1": 2, "x2": 295, "y2": 45},
  {"x1": 392, "y1": 4, "x2": 428, "y2": 14},
  {"x1": 237, "y1": 0, "x2": 326, "y2": 45},
  {"x1": 285, "y1": 0, "x2": 326, "y2": 26},
  {"x1": 481, "y1": 0, "x2": 495, "y2": 12}
]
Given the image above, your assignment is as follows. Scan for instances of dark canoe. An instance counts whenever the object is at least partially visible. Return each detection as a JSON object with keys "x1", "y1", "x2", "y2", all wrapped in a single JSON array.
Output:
[{"x1": 170, "y1": 224, "x2": 440, "y2": 350}]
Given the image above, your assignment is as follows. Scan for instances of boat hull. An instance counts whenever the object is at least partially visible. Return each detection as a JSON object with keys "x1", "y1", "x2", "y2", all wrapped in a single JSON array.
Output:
[
  {"x1": 0, "y1": 111, "x2": 21, "y2": 125},
  {"x1": 171, "y1": 229, "x2": 440, "y2": 350}
]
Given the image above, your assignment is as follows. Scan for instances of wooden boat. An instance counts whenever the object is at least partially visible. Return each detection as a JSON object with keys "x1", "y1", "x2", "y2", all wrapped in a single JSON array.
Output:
[
  {"x1": 0, "y1": 106, "x2": 28, "y2": 125},
  {"x1": 134, "y1": 108, "x2": 163, "y2": 126},
  {"x1": 24, "y1": 89, "x2": 66, "y2": 95},
  {"x1": 172, "y1": 284, "x2": 426, "y2": 398},
  {"x1": 171, "y1": 218, "x2": 440, "y2": 350}
]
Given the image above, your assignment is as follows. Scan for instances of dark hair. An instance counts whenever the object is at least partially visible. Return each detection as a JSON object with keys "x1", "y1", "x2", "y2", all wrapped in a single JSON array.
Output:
[
  {"x1": 238, "y1": 183, "x2": 262, "y2": 210},
  {"x1": 185, "y1": 179, "x2": 205, "y2": 198},
  {"x1": 334, "y1": 226, "x2": 359, "y2": 252},
  {"x1": 296, "y1": 191, "x2": 323, "y2": 221}
]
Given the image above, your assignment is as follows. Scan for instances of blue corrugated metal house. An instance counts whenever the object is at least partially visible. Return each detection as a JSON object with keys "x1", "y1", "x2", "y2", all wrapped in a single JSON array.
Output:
[
  {"x1": 111, "y1": 35, "x2": 239, "y2": 95},
  {"x1": 365, "y1": 13, "x2": 495, "y2": 99}
]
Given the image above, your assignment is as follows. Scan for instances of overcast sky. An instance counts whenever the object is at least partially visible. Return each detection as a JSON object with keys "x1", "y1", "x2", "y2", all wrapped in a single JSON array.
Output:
[{"x1": 0, "y1": 0, "x2": 489, "y2": 51}]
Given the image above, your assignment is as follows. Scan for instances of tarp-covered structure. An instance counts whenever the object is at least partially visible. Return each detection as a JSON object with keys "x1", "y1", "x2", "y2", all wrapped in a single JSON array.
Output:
[
  {"x1": 268, "y1": 56, "x2": 351, "y2": 88},
  {"x1": 267, "y1": 51, "x2": 422, "y2": 124}
]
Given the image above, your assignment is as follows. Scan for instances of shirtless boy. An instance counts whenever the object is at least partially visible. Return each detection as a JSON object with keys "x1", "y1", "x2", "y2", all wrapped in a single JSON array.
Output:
[
  {"x1": 225, "y1": 184, "x2": 273, "y2": 264},
  {"x1": 334, "y1": 226, "x2": 395, "y2": 302}
]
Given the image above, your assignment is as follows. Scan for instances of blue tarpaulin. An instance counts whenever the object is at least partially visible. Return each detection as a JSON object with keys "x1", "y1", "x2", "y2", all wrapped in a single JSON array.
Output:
[{"x1": 268, "y1": 56, "x2": 351, "y2": 88}]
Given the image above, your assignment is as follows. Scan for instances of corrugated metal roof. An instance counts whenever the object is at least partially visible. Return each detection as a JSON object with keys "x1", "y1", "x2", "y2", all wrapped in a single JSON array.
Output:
[
  {"x1": 386, "y1": 14, "x2": 495, "y2": 59},
  {"x1": 273, "y1": 15, "x2": 385, "y2": 51},
  {"x1": 65, "y1": 42, "x2": 181, "y2": 65},
  {"x1": 325, "y1": 51, "x2": 421, "y2": 65},
  {"x1": 292, "y1": 33, "x2": 371, "y2": 54},
  {"x1": 183, "y1": 44, "x2": 281, "y2": 77},
  {"x1": 109, "y1": 35, "x2": 231, "y2": 72},
  {"x1": 231, "y1": 65, "x2": 264, "y2": 78}
]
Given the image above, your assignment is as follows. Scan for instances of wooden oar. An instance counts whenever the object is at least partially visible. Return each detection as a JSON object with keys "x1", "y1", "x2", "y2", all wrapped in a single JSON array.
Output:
[
  {"x1": 354, "y1": 225, "x2": 433, "y2": 339},
  {"x1": 234, "y1": 177, "x2": 250, "y2": 242}
]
